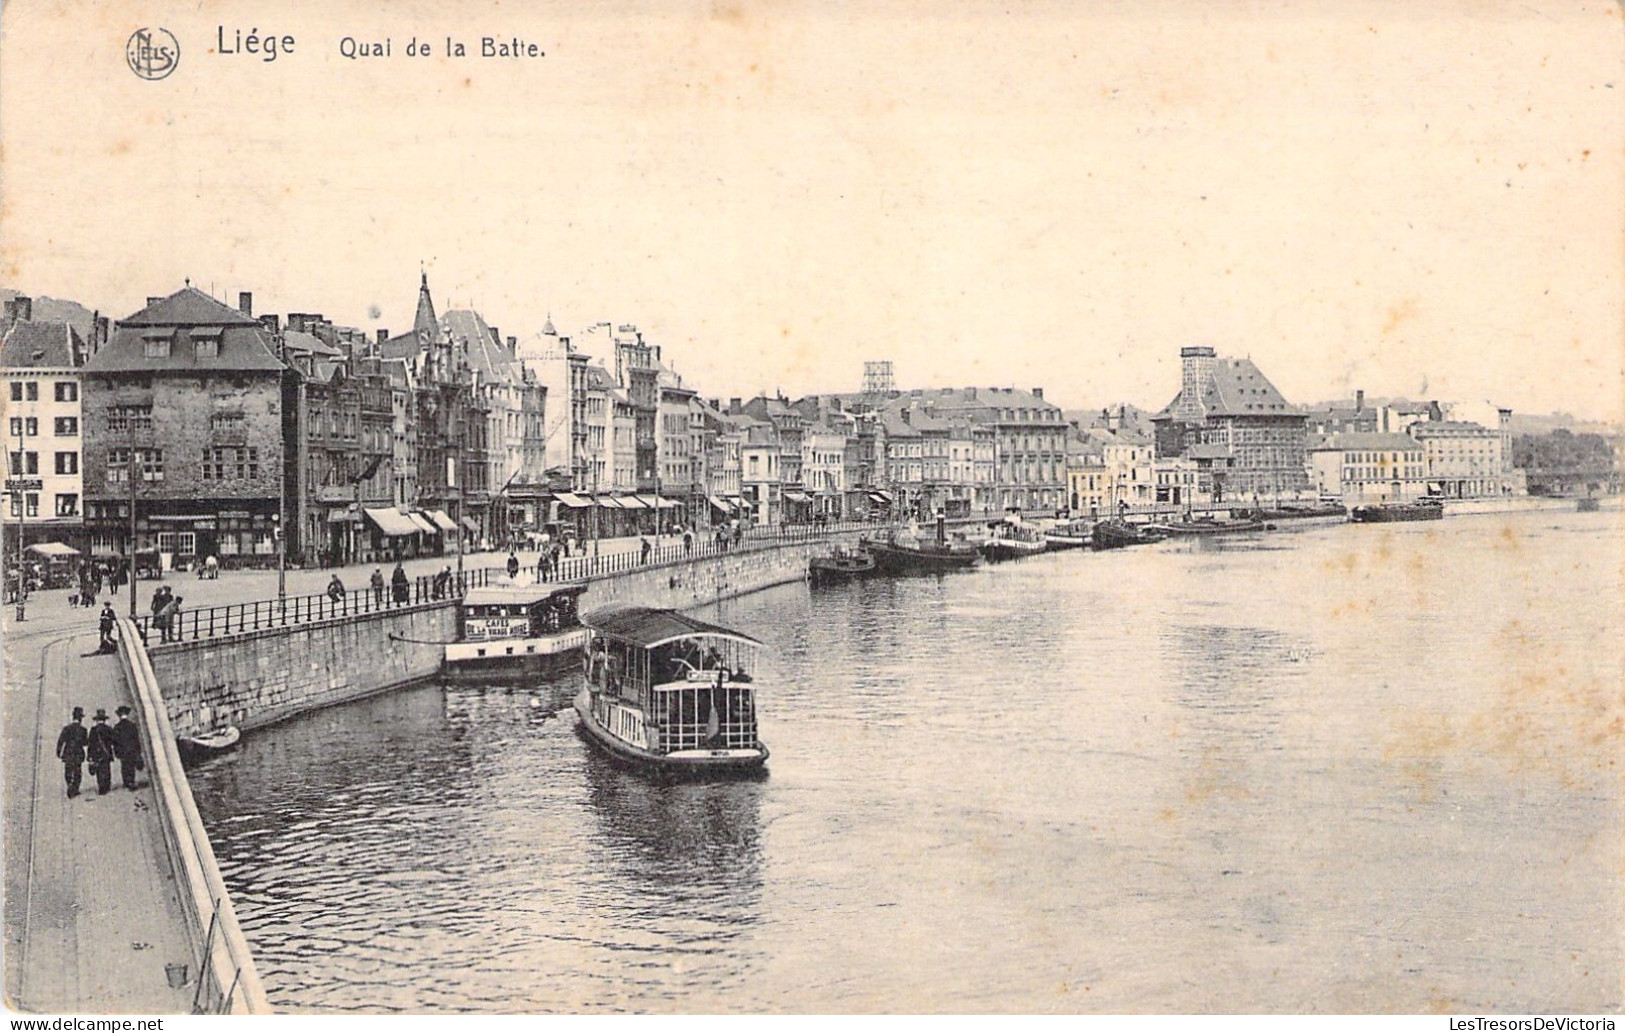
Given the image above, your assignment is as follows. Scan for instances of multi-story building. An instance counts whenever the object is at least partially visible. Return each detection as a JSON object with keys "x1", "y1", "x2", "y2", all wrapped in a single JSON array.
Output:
[
  {"x1": 1308, "y1": 432, "x2": 1426, "y2": 502},
  {"x1": 1406, "y1": 420, "x2": 1505, "y2": 498},
  {"x1": 802, "y1": 420, "x2": 847, "y2": 521},
  {"x1": 3, "y1": 296, "x2": 89, "y2": 552},
  {"x1": 732, "y1": 412, "x2": 780, "y2": 525},
  {"x1": 879, "y1": 408, "x2": 922, "y2": 517},
  {"x1": 742, "y1": 395, "x2": 808, "y2": 519},
  {"x1": 80, "y1": 286, "x2": 296, "y2": 567},
  {"x1": 921, "y1": 386, "x2": 1066, "y2": 513},
  {"x1": 1066, "y1": 428, "x2": 1109, "y2": 517},
  {"x1": 1151, "y1": 346, "x2": 1310, "y2": 499},
  {"x1": 658, "y1": 368, "x2": 699, "y2": 525}
]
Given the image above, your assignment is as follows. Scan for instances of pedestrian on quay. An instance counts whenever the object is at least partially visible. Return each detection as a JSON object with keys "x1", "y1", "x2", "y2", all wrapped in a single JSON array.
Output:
[
  {"x1": 112, "y1": 705, "x2": 144, "y2": 790},
  {"x1": 98, "y1": 603, "x2": 117, "y2": 653},
  {"x1": 370, "y1": 568, "x2": 386, "y2": 607},
  {"x1": 87, "y1": 709, "x2": 116, "y2": 796},
  {"x1": 327, "y1": 573, "x2": 346, "y2": 607},
  {"x1": 150, "y1": 585, "x2": 169, "y2": 619},
  {"x1": 683, "y1": 529, "x2": 693, "y2": 555},
  {"x1": 391, "y1": 561, "x2": 410, "y2": 605},
  {"x1": 506, "y1": 552, "x2": 520, "y2": 579},
  {"x1": 536, "y1": 551, "x2": 548, "y2": 582},
  {"x1": 55, "y1": 706, "x2": 88, "y2": 799},
  {"x1": 158, "y1": 594, "x2": 183, "y2": 643}
]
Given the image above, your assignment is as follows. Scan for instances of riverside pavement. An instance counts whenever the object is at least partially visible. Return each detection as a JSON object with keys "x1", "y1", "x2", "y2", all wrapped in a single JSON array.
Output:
[{"x1": 0, "y1": 530, "x2": 743, "y2": 1013}]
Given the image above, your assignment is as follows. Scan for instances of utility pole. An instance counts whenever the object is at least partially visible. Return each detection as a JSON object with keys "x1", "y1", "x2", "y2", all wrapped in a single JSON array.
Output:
[{"x1": 9, "y1": 416, "x2": 26, "y2": 621}]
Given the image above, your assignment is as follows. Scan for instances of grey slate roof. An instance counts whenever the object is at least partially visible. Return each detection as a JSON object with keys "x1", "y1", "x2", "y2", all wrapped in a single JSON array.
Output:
[{"x1": 0, "y1": 321, "x2": 83, "y2": 369}]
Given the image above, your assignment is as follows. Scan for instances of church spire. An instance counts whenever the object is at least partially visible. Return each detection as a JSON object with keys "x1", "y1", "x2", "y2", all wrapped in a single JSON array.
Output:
[{"x1": 413, "y1": 268, "x2": 438, "y2": 345}]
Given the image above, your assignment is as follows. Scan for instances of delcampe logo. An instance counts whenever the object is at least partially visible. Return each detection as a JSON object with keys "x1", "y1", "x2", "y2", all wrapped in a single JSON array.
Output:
[{"x1": 126, "y1": 27, "x2": 180, "y2": 80}]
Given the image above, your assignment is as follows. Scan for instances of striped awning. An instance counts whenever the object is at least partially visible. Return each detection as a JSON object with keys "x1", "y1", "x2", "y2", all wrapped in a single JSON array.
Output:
[
  {"x1": 708, "y1": 495, "x2": 734, "y2": 513},
  {"x1": 615, "y1": 496, "x2": 648, "y2": 510},
  {"x1": 364, "y1": 507, "x2": 418, "y2": 536},
  {"x1": 406, "y1": 512, "x2": 438, "y2": 535},
  {"x1": 553, "y1": 492, "x2": 591, "y2": 508},
  {"x1": 428, "y1": 509, "x2": 458, "y2": 532}
]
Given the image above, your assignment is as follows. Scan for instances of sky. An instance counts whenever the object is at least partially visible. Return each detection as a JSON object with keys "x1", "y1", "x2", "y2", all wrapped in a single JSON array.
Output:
[{"x1": 1, "y1": 0, "x2": 1621, "y2": 421}]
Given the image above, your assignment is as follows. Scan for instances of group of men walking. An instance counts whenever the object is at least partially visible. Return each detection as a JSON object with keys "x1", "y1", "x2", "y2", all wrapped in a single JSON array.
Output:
[{"x1": 54, "y1": 705, "x2": 144, "y2": 798}]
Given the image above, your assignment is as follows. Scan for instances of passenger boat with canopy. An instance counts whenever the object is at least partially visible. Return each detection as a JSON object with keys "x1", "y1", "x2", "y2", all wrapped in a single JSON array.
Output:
[
  {"x1": 574, "y1": 605, "x2": 770, "y2": 774},
  {"x1": 444, "y1": 583, "x2": 589, "y2": 680}
]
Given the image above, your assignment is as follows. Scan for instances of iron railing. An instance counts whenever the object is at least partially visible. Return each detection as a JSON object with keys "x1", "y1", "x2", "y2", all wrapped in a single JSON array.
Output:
[{"x1": 135, "y1": 519, "x2": 892, "y2": 645}]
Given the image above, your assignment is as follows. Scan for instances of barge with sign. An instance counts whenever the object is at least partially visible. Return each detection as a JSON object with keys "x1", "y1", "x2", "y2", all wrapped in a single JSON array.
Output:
[
  {"x1": 443, "y1": 583, "x2": 589, "y2": 681},
  {"x1": 574, "y1": 605, "x2": 769, "y2": 774}
]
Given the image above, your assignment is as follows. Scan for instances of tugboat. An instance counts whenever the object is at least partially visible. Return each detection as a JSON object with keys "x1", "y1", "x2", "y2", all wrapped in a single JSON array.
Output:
[
  {"x1": 1091, "y1": 520, "x2": 1166, "y2": 550},
  {"x1": 1043, "y1": 518, "x2": 1094, "y2": 551},
  {"x1": 979, "y1": 519, "x2": 1049, "y2": 562},
  {"x1": 809, "y1": 545, "x2": 876, "y2": 585},
  {"x1": 1349, "y1": 498, "x2": 1444, "y2": 523},
  {"x1": 863, "y1": 516, "x2": 979, "y2": 575},
  {"x1": 574, "y1": 605, "x2": 770, "y2": 774},
  {"x1": 443, "y1": 582, "x2": 589, "y2": 681}
]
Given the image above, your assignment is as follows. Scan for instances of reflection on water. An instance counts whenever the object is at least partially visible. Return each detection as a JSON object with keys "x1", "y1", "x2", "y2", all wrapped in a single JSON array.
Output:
[{"x1": 191, "y1": 511, "x2": 1625, "y2": 1013}]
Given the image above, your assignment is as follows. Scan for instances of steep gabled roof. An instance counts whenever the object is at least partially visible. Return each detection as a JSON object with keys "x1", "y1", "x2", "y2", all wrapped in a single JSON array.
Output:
[
  {"x1": 1157, "y1": 357, "x2": 1300, "y2": 420},
  {"x1": 0, "y1": 321, "x2": 83, "y2": 369},
  {"x1": 283, "y1": 329, "x2": 343, "y2": 358},
  {"x1": 116, "y1": 286, "x2": 261, "y2": 328},
  {"x1": 441, "y1": 309, "x2": 518, "y2": 383},
  {"x1": 82, "y1": 323, "x2": 285, "y2": 375}
]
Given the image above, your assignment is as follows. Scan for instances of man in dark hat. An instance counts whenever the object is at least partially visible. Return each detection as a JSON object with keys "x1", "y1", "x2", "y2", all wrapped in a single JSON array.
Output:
[
  {"x1": 86, "y1": 709, "x2": 116, "y2": 796},
  {"x1": 54, "y1": 707, "x2": 88, "y2": 798},
  {"x1": 98, "y1": 602, "x2": 118, "y2": 652},
  {"x1": 112, "y1": 705, "x2": 144, "y2": 790}
]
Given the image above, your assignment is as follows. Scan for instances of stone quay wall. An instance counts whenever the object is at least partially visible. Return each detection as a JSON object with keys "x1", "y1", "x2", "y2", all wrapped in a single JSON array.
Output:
[{"x1": 146, "y1": 536, "x2": 846, "y2": 734}]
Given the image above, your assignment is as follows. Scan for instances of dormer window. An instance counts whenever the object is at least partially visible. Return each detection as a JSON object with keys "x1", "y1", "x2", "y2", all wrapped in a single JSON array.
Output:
[
  {"x1": 142, "y1": 334, "x2": 172, "y2": 358},
  {"x1": 194, "y1": 336, "x2": 221, "y2": 359}
]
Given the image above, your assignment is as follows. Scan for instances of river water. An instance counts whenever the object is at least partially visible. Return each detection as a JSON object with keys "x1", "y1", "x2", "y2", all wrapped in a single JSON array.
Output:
[{"x1": 189, "y1": 509, "x2": 1624, "y2": 1013}]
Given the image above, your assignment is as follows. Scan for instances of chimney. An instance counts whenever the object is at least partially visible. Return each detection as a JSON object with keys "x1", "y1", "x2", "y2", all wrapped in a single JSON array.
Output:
[
  {"x1": 6, "y1": 295, "x2": 32, "y2": 323},
  {"x1": 507, "y1": 335, "x2": 517, "y2": 355},
  {"x1": 489, "y1": 326, "x2": 500, "y2": 347},
  {"x1": 1107, "y1": 407, "x2": 1122, "y2": 433},
  {"x1": 1355, "y1": 389, "x2": 1365, "y2": 412},
  {"x1": 376, "y1": 328, "x2": 389, "y2": 345},
  {"x1": 1032, "y1": 387, "x2": 1044, "y2": 400},
  {"x1": 94, "y1": 315, "x2": 111, "y2": 354},
  {"x1": 238, "y1": 291, "x2": 253, "y2": 317},
  {"x1": 259, "y1": 313, "x2": 281, "y2": 335},
  {"x1": 900, "y1": 407, "x2": 911, "y2": 425}
]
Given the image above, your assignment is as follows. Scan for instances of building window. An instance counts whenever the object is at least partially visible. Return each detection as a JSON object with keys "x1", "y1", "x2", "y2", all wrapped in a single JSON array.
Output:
[
  {"x1": 24, "y1": 492, "x2": 38, "y2": 517},
  {"x1": 7, "y1": 383, "x2": 19, "y2": 402},
  {"x1": 143, "y1": 337, "x2": 172, "y2": 358},
  {"x1": 107, "y1": 406, "x2": 154, "y2": 431},
  {"x1": 139, "y1": 449, "x2": 164, "y2": 483},
  {"x1": 54, "y1": 381, "x2": 78, "y2": 402},
  {"x1": 194, "y1": 336, "x2": 220, "y2": 359},
  {"x1": 55, "y1": 493, "x2": 78, "y2": 517},
  {"x1": 107, "y1": 447, "x2": 129, "y2": 484},
  {"x1": 25, "y1": 382, "x2": 38, "y2": 401},
  {"x1": 8, "y1": 451, "x2": 39, "y2": 475},
  {"x1": 54, "y1": 416, "x2": 78, "y2": 436},
  {"x1": 54, "y1": 452, "x2": 78, "y2": 475}
]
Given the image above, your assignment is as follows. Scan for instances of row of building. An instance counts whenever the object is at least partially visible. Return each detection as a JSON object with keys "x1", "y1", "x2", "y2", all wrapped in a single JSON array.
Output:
[
  {"x1": 1062, "y1": 347, "x2": 1524, "y2": 517},
  {"x1": 0, "y1": 281, "x2": 1539, "y2": 570}
]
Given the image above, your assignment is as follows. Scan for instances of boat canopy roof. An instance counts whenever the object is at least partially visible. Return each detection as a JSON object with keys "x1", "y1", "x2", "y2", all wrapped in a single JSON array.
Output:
[
  {"x1": 583, "y1": 605, "x2": 763, "y2": 649},
  {"x1": 462, "y1": 583, "x2": 585, "y2": 607}
]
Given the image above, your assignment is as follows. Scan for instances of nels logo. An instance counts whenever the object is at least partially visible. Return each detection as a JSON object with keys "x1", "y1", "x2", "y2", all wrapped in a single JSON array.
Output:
[{"x1": 126, "y1": 27, "x2": 180, "y2": 80}]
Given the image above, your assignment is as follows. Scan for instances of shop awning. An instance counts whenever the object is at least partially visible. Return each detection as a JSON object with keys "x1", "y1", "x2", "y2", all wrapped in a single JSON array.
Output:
[
  {"x1": 553, "y1": 492, "x2": 591, "y2": 508},
  {"x1": 406, "y1": 512, "x2": 438, "y2": 535},
  {"x1": 654, "y1": 496, "x2": 682, "y2": 509},
  {"x1": 327, "y1": 509, "x2": 361, "y2": 524},
  {"x1": 596, "y1": 496, "x2": 626, "y2": 509},
  {"x1": 364, "y1": 507, "x2": 419, "y2": 537},
  {"x1": 782, "y1": 489, "x2": 811, "y2": 503},
  {"x1": 616, "y1": 496, "x2": 648, "y2": 509},
  {"x1": 461, "y1": 516, "x2": 481, "y2": 533},
  {"x1": 631, "y1": 494, "x2": 662, "y2": 509},
  {"x1": 708, "y1": 495, "x2": 734, "y2": 513},
  {"x1": 25, "y1": 542, "x2": 80, "y2": 557},
  {"x1": 867, "y1": 490, "x2": 893, "y2": 503},
  {"x1": 428, "y1": 509, "x2": 458, "y2": 532}
]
